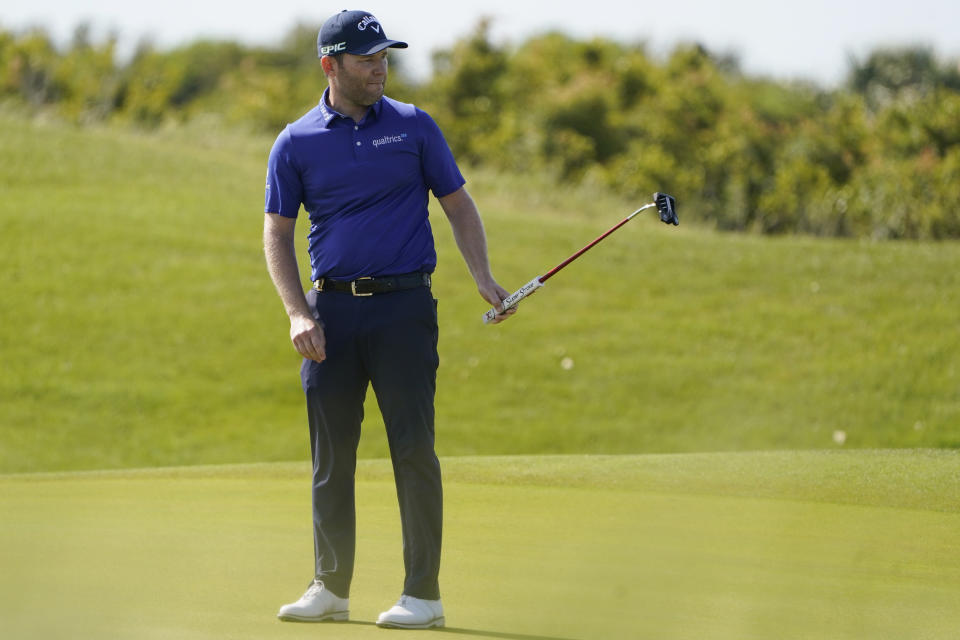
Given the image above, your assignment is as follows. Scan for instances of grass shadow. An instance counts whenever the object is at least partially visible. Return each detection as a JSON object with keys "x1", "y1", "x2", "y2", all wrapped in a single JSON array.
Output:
[
  {"x1": 438, "y1": 626, "x2": 577, "y2": 640},
  {"x1": 342, "y1": 620, "x2": 576, "y2": 639}
]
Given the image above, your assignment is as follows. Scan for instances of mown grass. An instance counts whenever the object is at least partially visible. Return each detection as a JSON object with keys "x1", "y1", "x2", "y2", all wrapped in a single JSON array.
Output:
[
  {"x1": 1, "y1": 115, "x2": 959, "y2": 473},
  {"x1": 2, "y1": 451, "x2": 958, "y2": 640}
]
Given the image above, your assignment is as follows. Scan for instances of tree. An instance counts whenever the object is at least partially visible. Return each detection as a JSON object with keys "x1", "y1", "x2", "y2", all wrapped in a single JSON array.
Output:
[
  {"x1": 421, "y1": 19, "x2": 508, "y2": 164},
  {"x1": 847, "y1": 46, "x2": 960, "y2": 108}
]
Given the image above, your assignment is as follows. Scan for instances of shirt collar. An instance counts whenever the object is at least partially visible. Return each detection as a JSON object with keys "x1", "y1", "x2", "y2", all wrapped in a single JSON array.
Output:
[{"x1": 318, "y1": 88, "x2": 384, "y2": 127}]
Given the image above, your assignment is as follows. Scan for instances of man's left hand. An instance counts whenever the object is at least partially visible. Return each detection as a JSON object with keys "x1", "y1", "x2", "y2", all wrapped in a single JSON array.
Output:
[{"x1": 480, "y1": 282, "x2": 517, "y2": 324}]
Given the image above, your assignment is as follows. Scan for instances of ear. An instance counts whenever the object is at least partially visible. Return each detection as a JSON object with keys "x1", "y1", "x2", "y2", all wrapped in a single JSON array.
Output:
[{"x1": 320, "y1": 55, "x2": 337, "y2": 77}]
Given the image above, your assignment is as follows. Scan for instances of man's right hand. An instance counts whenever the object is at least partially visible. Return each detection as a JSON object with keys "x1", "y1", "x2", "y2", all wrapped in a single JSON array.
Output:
[{"x1": 290, "y1": 314, "x2": 327, "y2": 362}]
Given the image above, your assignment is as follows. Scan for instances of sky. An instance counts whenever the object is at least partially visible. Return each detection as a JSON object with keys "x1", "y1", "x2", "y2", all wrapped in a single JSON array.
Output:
[{"x1": 3, "y1": 0, "x2": 960, "y2": 86}]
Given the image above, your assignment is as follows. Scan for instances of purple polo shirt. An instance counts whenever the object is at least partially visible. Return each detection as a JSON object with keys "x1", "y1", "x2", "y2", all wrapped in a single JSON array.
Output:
[{"x1": 265, "y1": 89, "x2": 465, "y2": 282}]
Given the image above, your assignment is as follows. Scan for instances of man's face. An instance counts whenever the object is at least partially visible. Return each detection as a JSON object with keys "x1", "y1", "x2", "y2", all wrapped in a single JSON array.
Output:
[{"x1": 329, "y1": 51, "x2": 389, "y2": 108}]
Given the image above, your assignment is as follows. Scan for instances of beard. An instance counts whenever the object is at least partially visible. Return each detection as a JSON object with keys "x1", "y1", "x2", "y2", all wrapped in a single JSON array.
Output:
[{"x1": 337, "y1": 68, "x2": 385, "y2": 107}]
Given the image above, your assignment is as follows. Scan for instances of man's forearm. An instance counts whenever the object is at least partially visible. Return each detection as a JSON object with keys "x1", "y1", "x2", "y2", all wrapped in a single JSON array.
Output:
[
  {"x1": 264, "y1": 213, "x2": 328, "y2": 360},
  {"x1": 437, "y1": 187, "x2": 516, "y2": 321},
  {"x1": 263, "y1": 214, "x2": 313, "y2": 321},
  {"x1": 438, "y1": 188, "x2": 495, "y2": 288}
]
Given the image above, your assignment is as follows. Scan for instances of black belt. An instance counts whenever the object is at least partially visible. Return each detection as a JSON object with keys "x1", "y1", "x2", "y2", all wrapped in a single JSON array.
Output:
[{"x1": 313, "y1": 272, "x2": 432, "y2": 296}]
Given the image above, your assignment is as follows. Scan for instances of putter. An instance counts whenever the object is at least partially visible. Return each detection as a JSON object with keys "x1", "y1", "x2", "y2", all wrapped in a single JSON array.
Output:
[{"x1": 483, "y1": 192, "x2": 678, "y2": 324}]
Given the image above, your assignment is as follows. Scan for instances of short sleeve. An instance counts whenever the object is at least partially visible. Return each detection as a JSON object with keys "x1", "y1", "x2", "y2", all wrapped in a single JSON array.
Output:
[
  {"x1": 417, "y1": 109, "x2": 466, "y2": 199},
  {"x1": 264, "y1": 127, "x2": 303, "y2": 218}
]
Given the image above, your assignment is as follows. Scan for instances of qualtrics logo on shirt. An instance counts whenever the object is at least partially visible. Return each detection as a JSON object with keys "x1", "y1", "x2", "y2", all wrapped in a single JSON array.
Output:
[{"x1": 372, "y1": 133, "x2": 408, "y2": 148}]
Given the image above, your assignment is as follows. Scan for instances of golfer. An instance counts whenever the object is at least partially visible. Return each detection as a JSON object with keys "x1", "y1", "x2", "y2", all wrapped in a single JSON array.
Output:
[{"x1": 263, "y1": 9, "x2": 515, "y2": 629}]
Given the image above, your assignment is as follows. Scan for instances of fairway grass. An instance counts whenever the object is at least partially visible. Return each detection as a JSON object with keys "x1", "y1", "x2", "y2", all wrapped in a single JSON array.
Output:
[{"x1": 2, "y1": 451, "x2": 958, "y2": 640}]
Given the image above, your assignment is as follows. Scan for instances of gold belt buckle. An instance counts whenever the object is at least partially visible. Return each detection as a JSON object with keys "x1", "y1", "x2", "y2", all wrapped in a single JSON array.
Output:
[
  {"x1": 313, "y1": 278, "x2": 325, "y2": 291},
  {"x1": 351, "y1": 277, "x2": 374, "y2": 296}
]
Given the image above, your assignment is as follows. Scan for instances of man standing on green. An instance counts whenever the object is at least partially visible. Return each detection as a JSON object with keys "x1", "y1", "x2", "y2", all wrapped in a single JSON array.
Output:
[{"x1": 263, "y1": 9, "x2": 516, "y2": 630}]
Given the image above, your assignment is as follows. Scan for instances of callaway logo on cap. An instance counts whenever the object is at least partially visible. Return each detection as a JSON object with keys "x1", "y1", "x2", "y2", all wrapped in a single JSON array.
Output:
[{"x1": 317, "y1": 10, "x2": 409, "y2": 57}]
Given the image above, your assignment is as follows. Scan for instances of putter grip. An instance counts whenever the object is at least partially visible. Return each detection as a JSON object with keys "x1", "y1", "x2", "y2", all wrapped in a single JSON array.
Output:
[{"x1": 482, "y1": 277, "x2": 543, "y2": 324}]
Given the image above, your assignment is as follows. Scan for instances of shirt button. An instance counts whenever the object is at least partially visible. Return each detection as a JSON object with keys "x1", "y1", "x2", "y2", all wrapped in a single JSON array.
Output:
[
  {"x1": 356, "y1": 141, "x2": 361, "y2": 146},
  {"x1": 354, "y1": 126, "x2": 359, "y2": 130}
]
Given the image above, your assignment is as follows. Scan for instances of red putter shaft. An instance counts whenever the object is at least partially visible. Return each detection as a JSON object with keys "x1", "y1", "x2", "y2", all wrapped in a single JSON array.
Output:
[
  {"x1": 481, "y1": 203, "x2": 656, "y2": 324},
  {"x1": 540, "y1": 211, "x2": 641, "y2": 283}
]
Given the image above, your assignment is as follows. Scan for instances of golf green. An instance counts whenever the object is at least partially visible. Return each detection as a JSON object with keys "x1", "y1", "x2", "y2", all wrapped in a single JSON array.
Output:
[{"x1": 1, "y1": 452, "x2": 957, "y2": 639}]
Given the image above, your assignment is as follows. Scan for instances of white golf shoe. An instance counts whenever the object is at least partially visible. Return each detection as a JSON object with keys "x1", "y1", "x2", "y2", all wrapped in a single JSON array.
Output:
[
  {"x1": 376, "y1": 595, "x2": 445, "y2": 629},
  {"x1": 277, "y1": 581, "x2": 349, "y2": 622}
]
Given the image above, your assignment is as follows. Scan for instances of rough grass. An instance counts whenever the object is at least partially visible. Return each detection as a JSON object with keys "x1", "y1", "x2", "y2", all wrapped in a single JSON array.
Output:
[{"x1": 1, "y1": 115, "x2": 959, "y2": 473}]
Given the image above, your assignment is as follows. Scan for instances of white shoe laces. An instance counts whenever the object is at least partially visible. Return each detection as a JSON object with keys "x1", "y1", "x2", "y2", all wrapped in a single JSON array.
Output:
[{"x1": 302, "y1": 582, "x2": 324, "y2": 600}]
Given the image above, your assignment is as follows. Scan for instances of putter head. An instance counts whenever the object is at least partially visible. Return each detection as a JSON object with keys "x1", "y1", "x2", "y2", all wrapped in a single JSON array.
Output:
[{"x1": 654, "y1": 192, "x2": 679, "y2": 225}]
